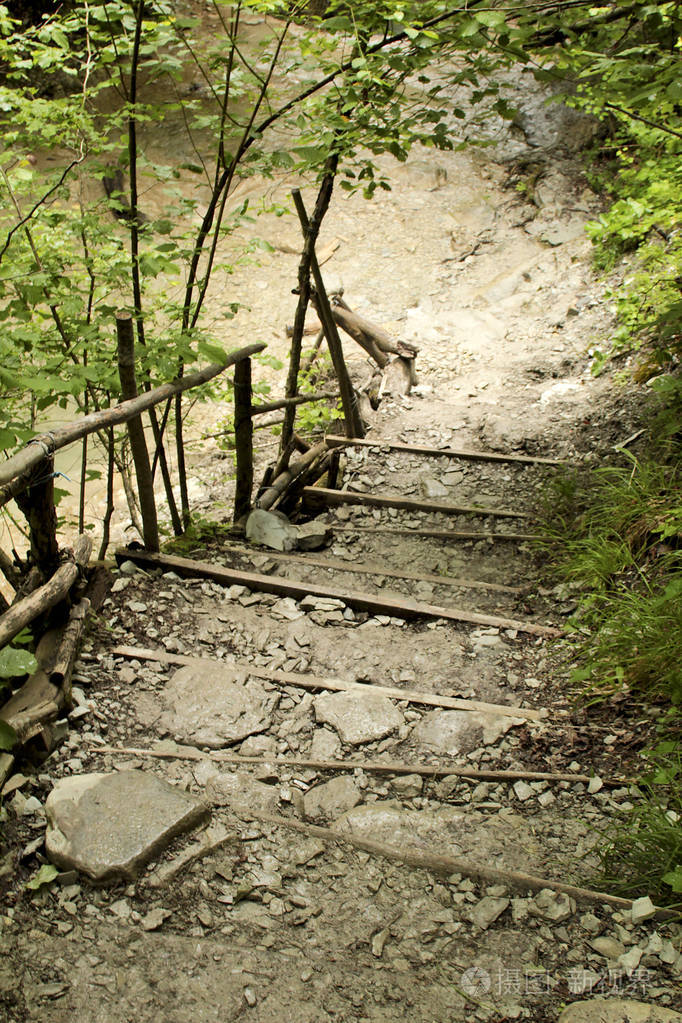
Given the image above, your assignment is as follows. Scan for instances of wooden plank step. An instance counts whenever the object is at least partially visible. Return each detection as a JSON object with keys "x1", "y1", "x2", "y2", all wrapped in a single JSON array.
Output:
[
  {"x1": 325, "y1": 434, "x2": 564, "y2": 466},
  {"x1": 112, "y1": 644, "x2": 546, "y2": 721},
  {"x1": 114, "y1": 548, "x2": 560, "y2": 638},
  {"x1": 302, "y1": 487, "x2": 530, "y2": 520},
  {"x1": 223, "y1": 543, "x2": 523, "y2": 594},
  {"x1": 332, "y1": 525, "x2": 540, "y2": 542}
]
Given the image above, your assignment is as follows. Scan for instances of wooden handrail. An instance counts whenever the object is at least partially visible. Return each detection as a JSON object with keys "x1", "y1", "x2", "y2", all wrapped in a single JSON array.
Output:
[{"x1": 0, "y1": 342, "x2": 265, "y2": 503}]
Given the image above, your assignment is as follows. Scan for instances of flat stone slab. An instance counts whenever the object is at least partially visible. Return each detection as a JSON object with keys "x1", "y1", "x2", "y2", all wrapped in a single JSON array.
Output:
[
  {"x1": 160, "y1": 664, "x2": 279, "y2": 749},
  {"x1": 333, "y1": 802, "x2": 545, "y2": 873},
  {"x1": 558, "y1": 1000, "x2": 682, "y2": 1023},
  {"x1": 411, "y1": 709, "x2": 514, "y2": 754},
  {"x1": 45, "y1": 771, "x2": 208, "y2": 882},
  {"x1": 313, "y1": 690, "x2": 403, "y2": 745},
  {"x1": 303, "y1": 776, "x2": 362, "y2": 820}
]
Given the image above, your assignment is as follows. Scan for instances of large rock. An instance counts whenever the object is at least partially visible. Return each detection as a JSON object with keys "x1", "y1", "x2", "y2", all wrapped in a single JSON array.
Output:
[
  {"x1": 45, "y1": 771, "x2": 208, "y2": 882},
  {"x1": 412, "y1": 709, "x2": 513, "y2": 754},
  {"x1": 303, "y1": 776, "x2": 361, "y2": 820},
  {"x1": 160, "y1": 664, "x2": 279, "y2": 749},
  {"x1": 246, "y1": 508, "x2": 298, "y2": 552},
  {"x1": 558, "y1": 1000, "x2": 682, "y2": 1023},
  {"x1": 314, "y1": 690, "x2": 403, "y2": 745}
]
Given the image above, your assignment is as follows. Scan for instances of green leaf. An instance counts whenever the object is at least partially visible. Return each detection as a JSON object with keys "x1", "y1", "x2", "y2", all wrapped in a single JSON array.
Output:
[
  {"x1": 26, "y1": 863, "x2": 59, "y2": 891},
  {"x1": 0, "y1": 719, "x2": 17, "y2": 752},
  {"x1": 0, "y1": 646, "x2": 37, "y2": 679},
  {"x1": 662, "y1": 866, "x2": 682, "y2": 893}
]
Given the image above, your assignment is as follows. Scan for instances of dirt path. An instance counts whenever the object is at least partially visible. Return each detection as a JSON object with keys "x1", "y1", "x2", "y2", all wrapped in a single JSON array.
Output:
[{"x1": 2, "y1": 75, "x2": 681, "y2": 1023}]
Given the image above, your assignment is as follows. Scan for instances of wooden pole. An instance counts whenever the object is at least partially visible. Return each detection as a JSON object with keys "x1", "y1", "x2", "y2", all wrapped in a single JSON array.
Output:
[
  {"x1": 0, "y1": 342, "x2": 266, "y2": 501},
  {"x1": 257, "y1": 441, "x2": 328, "y2": 511},
  {"x1": 112, "y1": 550, "x2": 560, "y2": 637},
  {"x1": 303, "y1": 486, "x2": 529, "y2": 520},
  {"x1": 292, "y1": 191, "x2": 364, "y2": 439},
  {"x1": 251, "y1": 390, "x2": 338, "y2": 416},
  {"x1": 116, "y1": 312, "x2": 159, "y2": 552},
  {"x1": 325, "y1": 434, "x2": 564, "y2": 467},
  {"x1": 233, "y1": 357, "x2": 254, "y2": 524}
]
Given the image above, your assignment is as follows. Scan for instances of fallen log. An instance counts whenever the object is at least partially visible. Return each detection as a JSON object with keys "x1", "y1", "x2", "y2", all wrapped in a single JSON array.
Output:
[
  {"x1": 227, "y1": 543, "x2": 523, "y2": 594},
  {"x1": 325, "y1": 435, "x2": 564, "y2": 467},
  {"x1": 92, "y1": 744, "x2": 630, "y2": 788},
  {"x1": 50, "y1": 598, "x2": 91, "y2": 701},
  {"x1": 234, "y1": 808, "x2": 678, "y2": 920},
  {"x1": 330, "y1": 305, "x2": 389, "y2": 367},
  {"x1": 0, "y1": 535, "x2": 92, "y2": 649},
  {"x1": 303, "y1": 486, "x2": 530, "y2": 520},
  {"x1": 112, "y1": 644, "x2": 547, "y2": 720},
  {"x1": 331, "y1": 301, "x2": 417, "y2": 359},
  {"x1": 113, "y1": 550, "x2": 560, "y2": 637},
  {"x1": 257, "y1": 441, "x2": 328, "y2": 511}
]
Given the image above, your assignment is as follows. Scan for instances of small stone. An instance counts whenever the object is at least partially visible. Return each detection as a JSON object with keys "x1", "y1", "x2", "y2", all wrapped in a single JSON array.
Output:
[
  {"x1": 303, "y1": 776, "x2": 361, "y2": 820},
  {"x1": 511, "y1": 898, "x2": 530, "y2": 923},
  {"x1": 630, "y1": 896, "x2": 656, "y2": 925},
  {"x1": 531, "y1": 889, "x2": 575, "y2": 922},
  {"x1": 313, "y1": 690, "x2": 403, "y2": 745},
  {"x1": 579, "y1": 912, "x2": 602, "y2": 934},
  {"x1": 659, "y1": 940, "x2": 678, "y2": 965},
  {"x1": 537, "y1": 790, "x2": 556, "y2": 807},
  {"x1": 590, "y1": 936, "x2": 625, "y2": 959},
  {"x1": 391, "y1": 774, "x2": 423, "y2": 798},
  {"x1": 295, "y1": 520, "x2": 333, "y2": 551},
  {"x1": 587, "y1": 776, "x2": 603, "y2": 794},
  {"x1": 618, "y1": 946, "x2": 643, "y2": 974},
  {"x1": 468, "y1": 896, "x2": 509, "y2": 930},
  {"x1": 513, "y1": 780, "x2": 534, "y2": 802},
  {"x1": 243, "y1": 987, "x2": 257, "y2": 1008},
  {"x1": 108, "y1": 898, "x2": 131, "y2": 919},
  {"x1": 141, "y1": 907, "x2": 172, "y2": 931}
]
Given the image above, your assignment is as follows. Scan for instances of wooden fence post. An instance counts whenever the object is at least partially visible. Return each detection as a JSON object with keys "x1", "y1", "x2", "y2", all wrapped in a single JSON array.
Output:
[
  {"x1": 233, "y1": 357, "x2": 254, "y2": 524},
  {"x1": 116, "y1": 311, "x2": 160, "y2": 552}
]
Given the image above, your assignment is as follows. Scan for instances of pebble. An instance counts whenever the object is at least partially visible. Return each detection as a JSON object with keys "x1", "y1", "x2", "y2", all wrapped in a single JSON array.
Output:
[
  {"x1": 630, "y1": 895, "x2": 656, "y2": 925},
  {"x1": 513, "y1": 780, "x2": 534, "y2": 802}
]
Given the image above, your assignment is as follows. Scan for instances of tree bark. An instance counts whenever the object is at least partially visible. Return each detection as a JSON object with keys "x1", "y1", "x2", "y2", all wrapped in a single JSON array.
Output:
[
  {"x1": 116, "y1": 311, "x2": 160, "y2": 552},
  {"x1": 233, "y1": 357, "x2": 254, "y2": 524}
]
